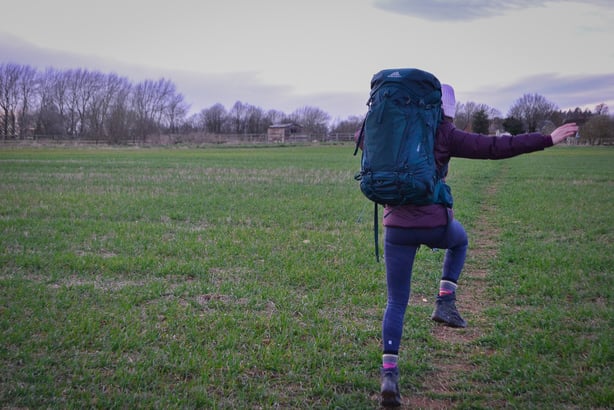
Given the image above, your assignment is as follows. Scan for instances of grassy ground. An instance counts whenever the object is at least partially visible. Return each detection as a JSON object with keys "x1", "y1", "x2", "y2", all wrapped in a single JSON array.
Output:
[{"x1": 1, "y1": 144, "x2": 612, "y2": 409}]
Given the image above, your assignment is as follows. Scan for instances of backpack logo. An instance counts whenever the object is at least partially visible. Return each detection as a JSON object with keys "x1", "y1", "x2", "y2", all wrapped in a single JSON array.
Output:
[{"x1": 387, "y1": 71, "x2": 402, "y2": 78}]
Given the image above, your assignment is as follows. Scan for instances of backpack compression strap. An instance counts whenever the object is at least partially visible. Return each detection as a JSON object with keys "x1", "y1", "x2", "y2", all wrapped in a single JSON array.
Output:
[
  {"x1": 374, "y1": 203, "x2": 380, "y2": 262},
  {"x1": 353, "y1": 118, "x2": 366, "y2": 157}
]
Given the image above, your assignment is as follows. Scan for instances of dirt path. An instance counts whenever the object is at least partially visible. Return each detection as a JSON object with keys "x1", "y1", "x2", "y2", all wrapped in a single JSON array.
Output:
[{"x1": 404, "y1": 184, "x2": 501, "y2": 409}]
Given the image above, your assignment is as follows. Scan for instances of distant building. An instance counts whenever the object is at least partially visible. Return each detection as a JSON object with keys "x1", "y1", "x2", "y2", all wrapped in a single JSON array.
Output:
[{"x1": 267, "y1": 123, "x2": 301, "y2": 142}]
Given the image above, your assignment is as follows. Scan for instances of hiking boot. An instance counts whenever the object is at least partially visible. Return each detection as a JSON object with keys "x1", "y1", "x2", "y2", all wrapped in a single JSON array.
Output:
[
  {"x1": 431, "y1": 293, "x2": 467, "y2": 328},
  {"x1": 380, "y1": 367, "x2": 401, "y2": 407}
]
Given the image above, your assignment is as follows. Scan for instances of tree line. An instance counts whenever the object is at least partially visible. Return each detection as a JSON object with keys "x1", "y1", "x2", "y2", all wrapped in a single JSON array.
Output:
[
  {"x1": 1, "y1": 62, "x2": 612, "y2": 144},
  {"x1": 453, "y1": 95, "x2": 613, "y2": 145},
  {"x1": 0, "y1": 62, "x2": 337, "y2": 143},
  {"x1": 0, "y1": 63, "x2": 189, "y2": 143}
]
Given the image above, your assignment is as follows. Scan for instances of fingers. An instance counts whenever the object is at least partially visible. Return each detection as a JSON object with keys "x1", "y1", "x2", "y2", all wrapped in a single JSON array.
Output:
[
  {"x1": 551, "y1": 122, "x2": 579, "y2": 144},
  {"x1": 560, "y1": 123, "x2": 578, "y2": 135},
  {"x1": 562, "y1": 122, "x2": 579, "y2": 132}
]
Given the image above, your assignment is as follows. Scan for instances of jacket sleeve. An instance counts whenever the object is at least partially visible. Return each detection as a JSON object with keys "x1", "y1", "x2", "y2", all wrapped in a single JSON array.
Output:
[{"x1": 443, "y1": 123, "x2": 554, "y2": 160}]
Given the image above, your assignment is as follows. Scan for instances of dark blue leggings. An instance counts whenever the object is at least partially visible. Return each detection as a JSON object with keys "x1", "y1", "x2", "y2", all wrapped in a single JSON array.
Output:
[{"x1": 382, "y1": 220, "x2": 468, "y2": 354}]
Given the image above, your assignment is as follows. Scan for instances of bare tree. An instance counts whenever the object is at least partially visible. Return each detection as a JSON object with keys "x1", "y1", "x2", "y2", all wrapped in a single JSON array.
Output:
[
  {"x1": 594, "y1": 103, "x2": 609, "y2": 116},
  {"x1": 508, "y1": 93, "x2": 558, "y2": 132},
  {"x1": 199, "y1": 103, "x2": 227, "y2": 134},
  {"x1": 244, "y1": 104, "x2": 268, "y2": 134},
  {"x1": 290, "y1": 106, "x2": 330, "y2": 137},
  {"x1": 131, "y1": 78, "x2": 177, "y2": 140},
  {"x1": 35, "y1": 68, "x2": 59, "y2": 137},
  {"x1": 228, "y1": 101, "x2": 248, "y2": 134},
  {"x1": 152, "y1": 79, "x2": 177, "y2": 127},
  {"x1": 582, "y1": 115, "x2": 614, "y2": 145},
  {"x1": 182, "y1": 113, "x2": 200, "y2": 133},
  {"x1": 64, "y1": 68, "x2": 87, "y2": 137},
  {"x1": 107, "y1": 80, "x2": 133, "y2": 143},
  {"x1": 16, "y1": 65, "x2": 38, "y2": 139},
  {"x1": 86, "y1": 73, "x2": 132, "y2": 141},
  {"x1": 0, "y1": 63, "x2": 21, "y2": 139},
  {"x1": 330, "y1": 115, "x2": 363, "y2": 135},
  {"x1": 73, "y1": 69, "x2": 105, "y2": 137},
  {"x1": 51, "y1": 69, "x2": 73, "y2": 136},
  {"x1": 265, "y1": 109, "x2": 286, "y2": 126},
  {"x1": 454, "y1": 101, "x2": 498, "y2": 132},
  {"x1": 166, "y1": 93, "x2": 190, "y2": 134}
]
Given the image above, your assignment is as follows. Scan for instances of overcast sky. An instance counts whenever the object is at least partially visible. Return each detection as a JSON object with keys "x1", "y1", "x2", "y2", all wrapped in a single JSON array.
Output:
[{"x1": 1, "y1": 0, "x2": 613, "y2": 121}]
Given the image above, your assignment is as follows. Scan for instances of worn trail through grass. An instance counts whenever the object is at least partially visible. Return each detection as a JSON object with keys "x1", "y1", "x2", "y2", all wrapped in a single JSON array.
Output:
[{"x1": 405, "y1": 175, "x2": 503, "y2": 409}]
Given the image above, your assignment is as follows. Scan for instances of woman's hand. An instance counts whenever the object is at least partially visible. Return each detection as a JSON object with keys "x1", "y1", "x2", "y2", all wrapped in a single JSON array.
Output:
[{"x1": 550, "y1": 123, "x2": 579, "y2": 145}]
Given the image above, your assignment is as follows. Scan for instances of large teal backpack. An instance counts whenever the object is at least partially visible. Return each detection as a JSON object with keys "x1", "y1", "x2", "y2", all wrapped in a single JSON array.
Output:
[{"x1": 354, "y1": 68, "x2": 452, "y2": 260}]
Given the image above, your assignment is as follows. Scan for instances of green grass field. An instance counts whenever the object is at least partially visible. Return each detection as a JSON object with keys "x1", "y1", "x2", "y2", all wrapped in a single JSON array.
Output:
[{"x1": 1, "y1": 144, "x2": 612, "y2": 409}]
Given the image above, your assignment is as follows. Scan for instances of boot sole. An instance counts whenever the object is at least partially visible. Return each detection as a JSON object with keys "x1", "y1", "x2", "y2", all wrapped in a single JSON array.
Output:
[
  {"x1": 431, "y1": 314, "x2": 467, "y2": 328},
  {"x1": 381, "y1": 390, "x2": 401, "y2": 407}
]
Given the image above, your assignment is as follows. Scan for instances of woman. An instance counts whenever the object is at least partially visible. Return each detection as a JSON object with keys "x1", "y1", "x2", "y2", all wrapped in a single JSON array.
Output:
[{"x1": 379, "y1": 84, "x2": 578, "y2": 407}]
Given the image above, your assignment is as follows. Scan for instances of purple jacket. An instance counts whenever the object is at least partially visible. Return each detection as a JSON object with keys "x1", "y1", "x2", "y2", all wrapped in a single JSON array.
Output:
[{"x1": 384, "y1": 120, "x2": 554, "y2": 228}]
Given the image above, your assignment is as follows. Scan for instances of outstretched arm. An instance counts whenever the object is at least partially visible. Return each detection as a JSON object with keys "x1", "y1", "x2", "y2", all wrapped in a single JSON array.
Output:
[
  {"x1": 550, "y1": 122, "x2": 578, "y2": 145},
  {"x1": 443, "y1": 120, "x2": 580, "y2": 160}
]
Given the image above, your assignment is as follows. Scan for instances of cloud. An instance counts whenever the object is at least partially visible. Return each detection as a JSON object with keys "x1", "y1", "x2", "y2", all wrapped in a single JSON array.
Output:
[
  {"x1": 3, "y1": 29, "x2": 611, "y2": 121},
  {"x1": 372, "y1": 0, "x2": 611, "y2": 21},
  {"x1": 513, "y1": 73, "x2": 614, "y2": 111},
  {"x1": 372, "y1": 0, "x2": 544, "y2": 21},
  {"x1": 167, "y1": 70, "x2": 291, "y2": 111},
  {"x1": 0, "y1": 31, "x2": 146, "y2": 77},
  {"x1": 466, "y1": 72, "x2": 614, "y2": 115},
  {"x1": 135, "y1": 69, "x2": 367, "y2": 119},
  {"x1": 0, "y1": 32, "x2": 365, "y2": 119}
]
